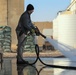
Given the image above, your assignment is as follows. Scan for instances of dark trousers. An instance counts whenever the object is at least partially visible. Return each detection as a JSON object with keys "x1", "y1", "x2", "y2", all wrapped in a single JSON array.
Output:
[{"x1": 16, "y1": 30, "x2": 27, "y2": 61}]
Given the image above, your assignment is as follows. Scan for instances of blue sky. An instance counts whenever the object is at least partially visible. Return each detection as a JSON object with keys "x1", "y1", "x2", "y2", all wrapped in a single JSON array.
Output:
[{"x1": 24, "y1": 0, "x2": 71, "y2": 22}]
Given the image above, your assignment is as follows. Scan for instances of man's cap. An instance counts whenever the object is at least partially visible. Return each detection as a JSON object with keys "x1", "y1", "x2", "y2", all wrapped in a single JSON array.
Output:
[{"x1": 26, "y1": 4, "x2": 34, "y2": 11}]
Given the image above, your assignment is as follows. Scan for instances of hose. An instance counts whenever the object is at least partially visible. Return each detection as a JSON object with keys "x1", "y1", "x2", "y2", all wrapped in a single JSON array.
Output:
[
  {"x1": 25, "y1": 44, "x2": 39, "y2": 65},
  {"x1": 36, "y1": 32, "x2": 76, "y2": 70},
  {"x1": 35, "y1": 44, "x2": 76, "y2": 70},
  {"x1": 21, "y1": 31, "x2": 76, "y2": 70}
]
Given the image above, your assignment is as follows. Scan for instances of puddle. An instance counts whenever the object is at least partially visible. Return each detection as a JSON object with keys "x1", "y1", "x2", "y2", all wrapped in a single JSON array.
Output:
[{"x1": 0, "y1": 58, "x2": 76, "y2": 75}]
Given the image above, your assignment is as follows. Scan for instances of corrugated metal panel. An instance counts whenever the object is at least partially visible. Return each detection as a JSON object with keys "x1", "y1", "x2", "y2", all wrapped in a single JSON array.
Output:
[
  {"x1": 58, "y1": 14, "x2": 76, "y2": 48},
  {"x1": 53, "y1": 19, "x2": 58, "y2": 40}
]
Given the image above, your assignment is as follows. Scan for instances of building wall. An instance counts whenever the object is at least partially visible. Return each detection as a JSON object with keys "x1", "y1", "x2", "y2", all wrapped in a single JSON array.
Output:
[
  {"x1": 34, "y1": 22, "x2": 53, "y2": 46},
  {"x1": 43, "y1": 29, "x2": 53, "y2": 36},
  {"x1": 0, "y1": 0, "x2": 7, "y2": 25},
  {"x1": 7, "y1": 0, "x2": 24, "y2": 50},
  {"x1": 0, "y1": 0, "x2": 24, "y2": 51}
]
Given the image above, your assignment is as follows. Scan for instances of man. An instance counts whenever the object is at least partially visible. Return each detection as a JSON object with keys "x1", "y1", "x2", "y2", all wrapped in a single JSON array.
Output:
[{"x1": 16, "y1": 4, "x2": 37, "y2": 64}]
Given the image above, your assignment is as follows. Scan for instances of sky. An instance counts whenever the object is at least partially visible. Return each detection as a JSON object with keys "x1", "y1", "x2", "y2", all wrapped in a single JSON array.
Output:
[{"x1": 24, "y1": 0, "x2": 71, "y2": 22}]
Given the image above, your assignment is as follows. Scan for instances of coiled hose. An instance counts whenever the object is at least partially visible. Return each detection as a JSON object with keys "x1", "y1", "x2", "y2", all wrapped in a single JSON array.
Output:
[{"x1": 28, "y1": 32, "x2": 76, "y2": 70}]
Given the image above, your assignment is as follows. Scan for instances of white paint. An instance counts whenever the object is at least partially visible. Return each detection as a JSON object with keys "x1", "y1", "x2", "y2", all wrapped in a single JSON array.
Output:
[
  {"x1": 58, "y1": 14, "x2": 76, "y2": 48},
  {"x1": 53, "y1": 18, "x2": 58, "y2": 40}
]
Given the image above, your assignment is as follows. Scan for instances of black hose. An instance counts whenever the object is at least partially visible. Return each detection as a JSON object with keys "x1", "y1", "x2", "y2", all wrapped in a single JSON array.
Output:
[
  {"x1": 27, "y1": 44, "x2": 39, "y2": 65},
  {"x1": 23, "y1": 32, "x2": 76, "y2": 70},
  {"x1": 23, "y1": 43, "x2": 76, "y2": 70},
  {"x1": 39, "y1": 33, "x2": 46, "y2": 38},
  {"x1": 35, "y1": 44, "x2": 76, "y2": 70},
  {"x1": 27, "y1": 37, "x2": 76, "y2": 69}
]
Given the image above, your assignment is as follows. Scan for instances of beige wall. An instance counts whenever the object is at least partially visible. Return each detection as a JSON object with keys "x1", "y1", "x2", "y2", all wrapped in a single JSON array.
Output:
[
  {"x1": 0, "y1": 0, "x2": 24, "y2": 50},
  {"x1": 34, "y1": 22, "x2": 53, "y2": 46},
  {"x1": 0, "y1": 0, "x2": 7, "y2": 25},
  {"x1": 34, "y1": 22, "x2": 53, "y2": 32},
  {"x1": 7, "y1": 0, "x2": 24, "y2": 50}
]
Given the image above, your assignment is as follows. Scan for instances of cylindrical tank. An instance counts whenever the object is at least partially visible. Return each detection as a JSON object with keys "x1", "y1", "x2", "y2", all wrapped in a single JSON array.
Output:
[
  {"x1": 70, "y1": 1, "x2": 76, "y2": 13},
  {"x1": 58, "y1": 14, "x2": 76, "y2": 48},
  {"x1": 53, "y1": 18, "x2": 58, "y2": 40},
  {"x1": 71, "y1": 0, "x2": 74, "y2": 3}
]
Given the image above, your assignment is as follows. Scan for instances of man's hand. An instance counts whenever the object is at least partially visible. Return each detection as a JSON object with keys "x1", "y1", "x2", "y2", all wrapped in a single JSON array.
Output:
[
  {"x1": 35, "y1": 27, "x2": 40, "y2": 36},
  {"x1": 31, "y1": 29, "x2": 35, "y2": 34}
]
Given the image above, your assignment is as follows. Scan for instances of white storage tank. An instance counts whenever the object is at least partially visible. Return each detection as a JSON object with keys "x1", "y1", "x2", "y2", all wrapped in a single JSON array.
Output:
[
  {"x1": 70, "y1": 1, "x2": 76, "y2": 13},
  {"x1": 53, "y1": 18, "x2": 58, "y2": 40},
  {"x1": 71, "y1": 0, "x2": 74, "y2": 3},
  {"x1": 58, "y1": 14, "x2": 76, "y2": 48}
]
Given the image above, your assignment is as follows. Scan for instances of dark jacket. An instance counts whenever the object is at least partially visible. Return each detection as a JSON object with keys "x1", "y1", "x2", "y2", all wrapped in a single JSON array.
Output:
[{"x1": 16, "y1": 11, "x2": 35, "y2": 36}]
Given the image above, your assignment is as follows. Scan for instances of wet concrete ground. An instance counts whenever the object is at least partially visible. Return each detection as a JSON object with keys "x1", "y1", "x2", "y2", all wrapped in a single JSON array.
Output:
[{"x1": 0, "y1": 57, "x2": 76, "y2": 75}]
